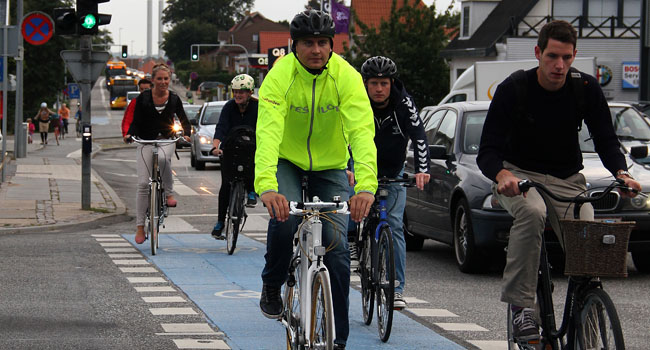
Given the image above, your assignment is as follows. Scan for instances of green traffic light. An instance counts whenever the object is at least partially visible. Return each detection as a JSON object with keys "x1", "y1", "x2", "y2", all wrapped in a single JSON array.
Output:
[
  {"x1": 192, "y1": 54, "x2": 198, "y2": 60},
  {"x1": 81, "y1": 14, "x2": 97, "y2": 29}
]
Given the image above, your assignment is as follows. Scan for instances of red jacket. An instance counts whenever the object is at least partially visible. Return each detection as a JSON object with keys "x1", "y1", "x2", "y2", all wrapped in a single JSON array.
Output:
[{"x1": 121, "y1": 99, "x2": 136, "y2": 137}]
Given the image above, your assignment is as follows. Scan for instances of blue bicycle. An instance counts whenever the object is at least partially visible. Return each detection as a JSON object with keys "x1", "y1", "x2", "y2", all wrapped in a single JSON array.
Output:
[{"x1": 356, "y1": 175, "x2": 416, "y2": 342}]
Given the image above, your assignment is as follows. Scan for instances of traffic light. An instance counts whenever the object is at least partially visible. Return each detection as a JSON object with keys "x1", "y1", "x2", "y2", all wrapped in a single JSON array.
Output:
[
  {"x1": 121, "y1": 45, "x2": 128, "y2": 58},
  {"x1": 54, "y1": 8, "x2": 77, "y2": 36},
  {"x1": 191, "y1": 45, "x2": 199, "y2": 61},
  {"x1": 77, "y1": 0, "x2": 112, "y2": 35}
]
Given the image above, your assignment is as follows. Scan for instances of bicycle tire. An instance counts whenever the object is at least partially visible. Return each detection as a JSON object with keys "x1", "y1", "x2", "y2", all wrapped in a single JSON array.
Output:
[
  {"x1": 149, "y1": 180, "x2": 159, "y2": 256},
  {"x1": 310, "y1": 270, "x2": 335, "y2": 350},
  {"x1": 359, "y1": 224, "x2": 374, "y2": 325},
  {"x1": 284, "y1": 262, "x2": 302, "y2": 350},
  {"x1": 376, "y1": 225, "x2": 395, "y2": 342},
  {"x1": 574, "y1": 288, "x2": 625, "y2": 350},
  {"x1": 226, "y1": 181, "x2": 244, "y2": 255}
]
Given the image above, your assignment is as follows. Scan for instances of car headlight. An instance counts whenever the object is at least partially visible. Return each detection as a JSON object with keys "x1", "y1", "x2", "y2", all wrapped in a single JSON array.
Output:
[
  {"x1": 199, "y1": 135, "x2": 212, "y2": 144},
  {"x1": 482, "y1": 194, "x2": 505, "y2": 210},
  {"x1": 627, "y1": 193, "x2": 650, "y2": 210}
]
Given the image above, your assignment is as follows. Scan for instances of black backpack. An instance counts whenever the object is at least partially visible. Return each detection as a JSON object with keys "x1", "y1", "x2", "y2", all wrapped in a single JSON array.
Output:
[{"x1": 510, "y1": 67, "x2": 587, "y2": 131}]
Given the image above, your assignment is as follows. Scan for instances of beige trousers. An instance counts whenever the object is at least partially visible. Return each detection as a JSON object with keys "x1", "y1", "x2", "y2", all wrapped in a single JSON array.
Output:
[{"x1": 493, "y1": 161, "x2": 593, "y2": 308}]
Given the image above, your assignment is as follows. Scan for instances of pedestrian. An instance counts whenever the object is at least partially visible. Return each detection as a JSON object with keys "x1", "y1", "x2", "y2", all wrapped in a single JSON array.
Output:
[
  {"x1": 75, "y1": 103, "x2": 82, "y2": 137},
  {"x1": 52, "y1": 113, "x2": 61, "y2": 145},
  {"x1": 476, "y1": 20, "x2": 642, "y2": 343},
  {"x1": 27, "y1": 118, "x2": 35, "y2": 144},
  {"x1": 35, "y1": 102, "x2": 55, "y2": 145},
  {"x1": 255, "y1": 10, "x2": 377, "y2": 349},
  {"x1": 58, "y1": 103, "x2": 70, "y2": 137}
]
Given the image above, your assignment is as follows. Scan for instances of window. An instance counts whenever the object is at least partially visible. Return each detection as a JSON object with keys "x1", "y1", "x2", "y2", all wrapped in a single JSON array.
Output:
[
  {"x1": 252, "y1": 34, "x2": 259, "y2": 42},
  {"x1": 463, "y1": 111, "x2": 488, "y2": 154},
  {"x1": 432, "y1": 110, "x2": 458, "y2": 152},
  {"x1": 424, "y1": 109, "x2": 448, "y2": 143},
  {"x1": 588, "y1": 0, "x2": 617, "y2": 24},
  {"x1": 553, "y1": 0, "x2": 581, "y2": 23},
  {"x1": 462, "y1": 6, "x2": 470, "y2": 37}
]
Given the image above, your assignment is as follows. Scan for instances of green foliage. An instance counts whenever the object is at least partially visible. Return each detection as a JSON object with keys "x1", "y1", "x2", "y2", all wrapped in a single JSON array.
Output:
[
  {"x1": 344, "y1": 0, "x2": 459, "y2": 108},
  {"x1": 162, "y1": 0, "x2": 254, "y2": 28},
  {"x1": 162, "y1": 19, "x2": 221, "y2": 65}
]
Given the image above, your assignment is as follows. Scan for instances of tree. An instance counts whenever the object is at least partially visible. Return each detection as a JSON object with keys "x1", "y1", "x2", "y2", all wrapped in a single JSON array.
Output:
[
  {"x1": 344, "y1": 0, "x2": 460, "y2": 107},
  {"x1": 162, "y1": 0, "x2": 254, "y2": 29},
  {"x1": 162, "y1": 19, "x2": 221, "y2": 65}
]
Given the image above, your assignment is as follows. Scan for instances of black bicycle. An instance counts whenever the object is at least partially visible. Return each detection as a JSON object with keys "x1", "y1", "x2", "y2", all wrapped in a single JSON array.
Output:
[
  {"x1": 356, "y1": 175, "x2": 416, "y2": 342},
  {"x1": 507, "y1": 178, "x2": 642, "y2": 350}
]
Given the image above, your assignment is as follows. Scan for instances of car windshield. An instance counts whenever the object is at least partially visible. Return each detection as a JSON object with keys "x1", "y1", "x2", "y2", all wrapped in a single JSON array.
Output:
[
  {"x1": 201, "y1": 105, "x2": 224, "y2": 125},
  {"x1": 463, "y1": 110, "x2": 488, "y2": 154},
  {"x1": 185, "y1": 106, "x2": 201, "y2": 122},
  {"x1": 580, "y1": 106, "x2": 650, "y2": 152}
]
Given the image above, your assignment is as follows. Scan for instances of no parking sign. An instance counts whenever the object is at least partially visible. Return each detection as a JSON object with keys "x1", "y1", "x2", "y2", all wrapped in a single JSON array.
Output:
[{"x1": 21, "y1": 11, "x2": 54, "y2": 46}]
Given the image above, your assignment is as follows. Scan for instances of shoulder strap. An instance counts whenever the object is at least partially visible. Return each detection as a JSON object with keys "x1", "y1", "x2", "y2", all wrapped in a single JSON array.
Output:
[{"x1": 568, "y1": 67, "x2": 586, "y2": 131}]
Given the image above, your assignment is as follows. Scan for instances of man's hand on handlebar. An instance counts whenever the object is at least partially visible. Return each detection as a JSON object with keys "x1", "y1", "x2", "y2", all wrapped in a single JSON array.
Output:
[
  {"x1": 211, "y1": 148, "x2": 223, "y2": 156},
  {"x1": 496, "y1": 169, "x2": 523, "y2": 197},
  {"x1": 261, "y1": 191, "x2": 289, "y2": 222},
  {"x1": 617, "y1": 176, "x2": 642, "y2": 198},
  {"x1": 349, "y1": 192, "x2": 374, "y2": 223},
  {"x1": 415, "y1": 172, "x2": 430, "y2": 191}
]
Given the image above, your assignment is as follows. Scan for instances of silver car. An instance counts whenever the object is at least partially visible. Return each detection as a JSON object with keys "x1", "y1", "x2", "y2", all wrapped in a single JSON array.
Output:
[{"x1": 190, "y1": 101, "x2": 227, "y2": 170}]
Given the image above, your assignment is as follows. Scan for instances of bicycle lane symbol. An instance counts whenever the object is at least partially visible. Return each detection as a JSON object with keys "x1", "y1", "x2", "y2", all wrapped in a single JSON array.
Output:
[{"x1": 214, "y1": 290, "x2": 261, "y2": 299}]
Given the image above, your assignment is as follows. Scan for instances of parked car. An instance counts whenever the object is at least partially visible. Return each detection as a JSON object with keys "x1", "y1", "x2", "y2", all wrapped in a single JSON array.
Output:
[
  {"x1": 404, "y1": 101, "x2": 650, "y2": 273},
  {"x1": 189, "y1": 101, "x2": 227, "y2": 170}
]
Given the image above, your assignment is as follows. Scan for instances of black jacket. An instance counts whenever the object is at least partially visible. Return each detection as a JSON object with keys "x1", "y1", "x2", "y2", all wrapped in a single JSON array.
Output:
[
  {"x1": 128, "y1": 90, "x2": 191, "y2": 140},
  {"x1": 477, "y1": 68, "x2": 626, "y2": 182},
  {"x1": 213, "y1": 98, "x2": 258, "y2": 142},
  {"x1": 373, "y1": 78, "x2": 430, "y2": 178}
]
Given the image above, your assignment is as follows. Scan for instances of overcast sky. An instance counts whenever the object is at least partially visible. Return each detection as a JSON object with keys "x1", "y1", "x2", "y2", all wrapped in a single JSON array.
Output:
[{"x1": 99, "y1": 0, "x2": 459, "y2": 58}]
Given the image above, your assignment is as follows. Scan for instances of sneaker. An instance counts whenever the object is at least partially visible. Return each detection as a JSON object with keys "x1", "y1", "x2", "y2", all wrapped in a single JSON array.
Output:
[
  {"x1": 512, "y1": 307, "x2": 540, "y2": 342},
  {"x1": 394, "y1": 292, "x2": 407, "y2": 310},
  {"x1": 211, "y1": 222, "x2": 225, "y2": 240},
  {"x1": 333, "y1": 344, "x2": 346, "y2": 349},
  {"x1": 246, "y1": 191, "x2": 257, "y2": 207},
  {"x1": 260, "y1": 284, "x2": 283, "y2": 319},
  {"x1": 348, "y1": 241, "x2": 359, "y2": 270}
]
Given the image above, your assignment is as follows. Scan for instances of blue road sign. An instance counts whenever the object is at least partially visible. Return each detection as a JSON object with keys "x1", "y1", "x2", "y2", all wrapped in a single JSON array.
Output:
[{"x1": 68, "y1": 83, "x2": 80, "y2": 99}]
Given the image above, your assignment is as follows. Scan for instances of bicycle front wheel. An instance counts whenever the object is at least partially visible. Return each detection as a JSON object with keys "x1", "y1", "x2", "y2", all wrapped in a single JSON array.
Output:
[
  {"x1": 284, "y1": 262, "x2": 302, "y2": 350},
  {"x1": 376, "y1": 225, "x2": 395, "y2": 342},
  {"x1": 574, "y1": 288, "x2": 625, "y2": 349},
  {"x1": 359, "y1": 225, "x2": 374, "y2": 325},
  {"x1": 310, "y1": 270, "x2": 335, "y2": 350},
  {"x1": 226, "y1": 181, "x2": 244, "y2": 255},
  {"x1": 149, "y1": 181, "x2": 159, "y2": 255}
]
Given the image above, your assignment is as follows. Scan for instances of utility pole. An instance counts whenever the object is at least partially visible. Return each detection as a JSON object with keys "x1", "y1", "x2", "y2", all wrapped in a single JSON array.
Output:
[
  {"x1": 14, "y1": 0, "x2": 24, "y2": 158},
  {"x1": 641, "y1": 0, "x2": 650, "y2": 100}
]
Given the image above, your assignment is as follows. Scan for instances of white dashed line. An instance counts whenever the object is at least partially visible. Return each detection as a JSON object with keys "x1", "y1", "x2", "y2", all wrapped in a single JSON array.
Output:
[
  {"x1": 173, "y1": 339, "x2": 230, "y2": 349},
  {"x1": 109, "y1": 253, "x2": 143, "y2": 258},
  {"x1": 150, "y1": 307, "x2": 197, "y2": 315},
  {"x1": 92, "y1": 234, "x2": 121, "y2": 237},
  {"x1": 403, "y1": 296, "x2": 429, "y2": 304},
  {"x1": 100, "y1": 242, "x2": 132, "y2": 247},
  {"x1": 434, "y1": 323, "x2": 489, "y2": 332},
  {"x1": 120, "y1": 267, "x2": 158, "y2": 273},
  {"x1": 105, "y1": 248, "x2": 138, "y2": 253},
  {"x1": 95, "y1": 238, "x2": 126, "y2": 242},
  {"x1": 161, "y1": 323, "x2": 217, "y2": 334},
  {"x1": 142, "y1": 296, "x2": 187, "y2": 303},
  {"x1": 408, "y1": 308, "x2": 459, "y2": 317},
  {"x1": 135, "y1": 286, "x2": 177, "y2": 292},
  {"x1": 127, "y1": 277, "x2": 167, "y2": 283},
  {"x1": 469, "y1": 340, "x2": 508, "y2": 350},
  {"x1": 113, "y1": 259, "x2": 150, "y2": 265}
]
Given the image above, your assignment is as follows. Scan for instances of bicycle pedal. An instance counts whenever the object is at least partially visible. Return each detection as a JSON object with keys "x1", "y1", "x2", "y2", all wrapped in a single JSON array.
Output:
[{"x1": 515, "y1": 338, "x2": 542, "y2": 350}]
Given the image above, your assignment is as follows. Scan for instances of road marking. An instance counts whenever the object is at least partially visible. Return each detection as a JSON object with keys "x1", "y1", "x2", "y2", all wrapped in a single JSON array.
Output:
[
  {"x1": 161, "y1": 323, "x2": 217, "y2": 334},
  {"x1": 199, "y1": 186, "x2": 215, "y2": 195},
  {"x1": 120, "y1": 267, "x2": 157, "y2": 273},
  {"x1": 100, "y1": 242, "x2": 132, "y2": 247},
  {"x1": 469, "y1": 340, "x2": 508, "y2": 350},
  {"x1": 103, "y1": 158, "x2": 137, "y2": 163},
  {"x1": 403, "y1": 296, "x2": 429, "y2": 304},
  {"x1": 66, "y1": 149, "x2": 81, "y2": 158},
  {"x1": 173, "y1": 339, "x2": 230, "y2": 349},
  {"x1": 159, "y1": 216, "x2": 198, "y2": 232},
  {"x1": 350, "y1": 275, "x2": 360, "y2": 282},
  {"x1": 105, "y1": 247, "x2": 138, "y2": 253},
  {"x1": 105, "y1": 172, "x2": 137, "y2": 178},
  {"x1": 408, "y1": 308, "x2": 459, "y2": 317},
  {"x1": 173, "y1": 176, "x2": 199, "y2": 196},
  {"x1": 92, "y1": 234, "x2": 120, "y2": 237},
  {"x1": 135, "y1": 286, "x2": 176, "y2": 292},
  {"x1": 127, "y1": 277, "x2": 167, "y2": 283},
  {"x1": 113, "y1": 259, "x2": 149, "y2": 265},
  {"x1": 109, "y1": 253, "x2": 144, "y2": 258},
  {"x1": 434, "y1": 323, "x2": 489, "y2": 331},
  {"x1": 214, "y1": 290, "x2": 261, "y2": 299},
  {"x1": 96, "y1": 238, "x2": 126, "y2": 242},
  {"x1": 142, "y1": 296, "x2": 187, "y2": 303},
  {"x1": 150, "y1": 307, "x2": 197, "y2": 315}
]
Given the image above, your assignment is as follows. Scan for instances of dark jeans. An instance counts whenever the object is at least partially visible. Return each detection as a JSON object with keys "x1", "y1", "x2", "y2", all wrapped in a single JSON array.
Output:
[
  {"x1": 261, "y1": 159, "x2": 351, "y2": 345},
  {"x1": 217, "y1": 149, "x2": 254, "y2": 223}
]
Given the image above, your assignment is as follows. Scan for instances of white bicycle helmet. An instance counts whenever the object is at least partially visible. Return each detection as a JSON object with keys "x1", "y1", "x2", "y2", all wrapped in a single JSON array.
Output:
[
  {"x1": 231, "y1": 74, "x2": 255, "y2": 91},
  {"x1": 40, "y1": 102, "x2": 47, "y2": 108}
]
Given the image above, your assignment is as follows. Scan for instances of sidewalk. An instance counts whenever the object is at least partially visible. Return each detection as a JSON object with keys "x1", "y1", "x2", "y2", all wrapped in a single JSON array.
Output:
[{"x1": 0, "y1": 133, "x2": 127, "y2": 233}]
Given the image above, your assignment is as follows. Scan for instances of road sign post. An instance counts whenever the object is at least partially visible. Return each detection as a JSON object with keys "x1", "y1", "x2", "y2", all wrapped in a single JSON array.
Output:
[{"x1": 60, "y1": 37, "x2": 109, "y2": 209}]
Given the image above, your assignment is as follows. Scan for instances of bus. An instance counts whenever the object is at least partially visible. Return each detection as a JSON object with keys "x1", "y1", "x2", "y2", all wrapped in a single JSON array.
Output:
[
  {"x1": 109, "y1": 76, "x2": 138, "y2": 109},
  {"x1": 105, "y1": 60, "x2": 127, "y2": 88}
]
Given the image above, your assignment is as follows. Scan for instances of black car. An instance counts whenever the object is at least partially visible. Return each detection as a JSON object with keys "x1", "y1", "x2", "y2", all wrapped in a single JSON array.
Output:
[{"x1": 404, "y1": 101, "x2": 650, "y2": 274}]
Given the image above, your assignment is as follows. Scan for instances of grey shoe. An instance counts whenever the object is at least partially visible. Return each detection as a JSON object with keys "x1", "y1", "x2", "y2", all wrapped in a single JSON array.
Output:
[
  {"x1": 260, "y1": 284, "x2": 283, "y2": 319},
  {"x1": 512, "y1": 308, "x2": 540, "y2": 342},
  {"x1": 393, "y1": 292, "x2": 407, "y2": 310}
]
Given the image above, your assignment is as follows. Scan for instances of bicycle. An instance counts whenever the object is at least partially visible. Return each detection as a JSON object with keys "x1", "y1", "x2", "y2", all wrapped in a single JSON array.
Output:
[
  {"x1": 355, "y1": 175, "x2": 416, "y2": 342},
  {"x1": 507, "y1": 178, "x2": 642, "y2": 350},
  {"x1": 131, "y1": 136, "x2": 181, "y2": 256},
  {"x1": 281, "y1": 180, "x2": 349, "y2": 350}
]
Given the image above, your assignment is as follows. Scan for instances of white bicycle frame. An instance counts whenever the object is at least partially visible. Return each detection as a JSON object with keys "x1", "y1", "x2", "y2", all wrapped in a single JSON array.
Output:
[{"x1": 286, "y1": 197, "x2": 349, "y2": 348}]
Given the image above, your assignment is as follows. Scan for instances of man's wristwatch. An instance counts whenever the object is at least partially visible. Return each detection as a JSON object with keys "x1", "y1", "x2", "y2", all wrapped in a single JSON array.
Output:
[{"x1": 616, "y1": 170, "x2": 634, "y2": 180}]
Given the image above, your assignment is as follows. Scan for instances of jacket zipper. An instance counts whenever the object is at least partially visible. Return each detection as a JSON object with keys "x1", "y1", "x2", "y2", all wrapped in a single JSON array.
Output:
[{"x1": 307, "y1": 78, "x2": 317, "y2": 171}]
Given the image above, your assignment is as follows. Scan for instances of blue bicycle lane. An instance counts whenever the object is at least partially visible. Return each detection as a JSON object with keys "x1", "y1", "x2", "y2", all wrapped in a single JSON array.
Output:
[{"x1": 124, "y1": 232, "x2": 466, "y2": 350}]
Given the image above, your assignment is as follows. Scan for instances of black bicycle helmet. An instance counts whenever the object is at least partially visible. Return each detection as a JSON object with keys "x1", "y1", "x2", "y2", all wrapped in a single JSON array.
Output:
[
  {"x1": 361, "y1": 56, "x2": 398, "y2": 79},
  {"x1": 290, "y1": 10, "x2": 336, "y2": 41}
]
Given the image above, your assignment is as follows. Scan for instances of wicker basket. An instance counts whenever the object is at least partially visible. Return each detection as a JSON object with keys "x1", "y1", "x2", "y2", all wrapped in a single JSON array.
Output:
[{"x1": 560, "y1": 219, "x2": 635, "y2": 278}]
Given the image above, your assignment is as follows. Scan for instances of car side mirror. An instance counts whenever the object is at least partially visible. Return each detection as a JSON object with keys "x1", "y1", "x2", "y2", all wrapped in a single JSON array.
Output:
[
  {"x1": 630, "y1": 145, "x2": 648, "y2": 159},
  {"x1": 429, "y1": 145, "x2": 448, "y2": 159},
  {"x1": 190, "y1": 119, "x2": 198, "y2": 126}
]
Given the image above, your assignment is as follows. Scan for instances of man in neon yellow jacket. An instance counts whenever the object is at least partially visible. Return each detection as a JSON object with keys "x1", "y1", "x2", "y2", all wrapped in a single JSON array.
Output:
[{"x1": 255, "y1": 10, "x2": 377, "y2": 349}]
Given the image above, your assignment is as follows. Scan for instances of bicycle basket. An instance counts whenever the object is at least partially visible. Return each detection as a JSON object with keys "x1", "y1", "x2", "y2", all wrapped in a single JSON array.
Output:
[{"x1": 560, "y1": 219, "x2": 635, "y2": 278}]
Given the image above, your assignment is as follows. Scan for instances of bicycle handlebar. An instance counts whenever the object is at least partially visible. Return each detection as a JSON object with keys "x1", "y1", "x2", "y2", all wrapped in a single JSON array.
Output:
[
  {"x1": 289, "y1": 197, "x2": 349, "y2": 216},
  {"x1": 130, "y1": 136, "x2": 182, "y2": 145},
  {"x1": 517, "y1": 178, "x2": 644, "y2": 204},
  {"x1": 378, "y1": 174, "x2": 417, "y2": 186}
]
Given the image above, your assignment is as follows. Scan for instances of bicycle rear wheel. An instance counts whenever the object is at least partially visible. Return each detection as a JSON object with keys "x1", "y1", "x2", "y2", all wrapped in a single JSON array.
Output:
[
  {"x1": 149, "y1": 180, "x2": 159, "y2": 255},
  {"x1": 284, "y1": 261, "x2": 302, "y2": 350},
  {"x1": 310, "y1": 270, "x2": 335, "y2": 350},
  {"x1": 226, "y1": 181, "x2": 244, "y2": 255},
  {"x1": 376, "y1": 225, "x2": 395, "y2": 342},
  {"x1": 574, "y1": 288, "x2": 625, "y2": 349},
  {"x1": 359, "y1": 225, "x2": 374, "y2": 325}
]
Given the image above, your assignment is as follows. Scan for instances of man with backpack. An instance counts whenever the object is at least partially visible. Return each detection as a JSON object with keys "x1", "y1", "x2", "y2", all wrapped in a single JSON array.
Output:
[{"x1": 477, "y1": 20, "x2": 641, "y2": 343}]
